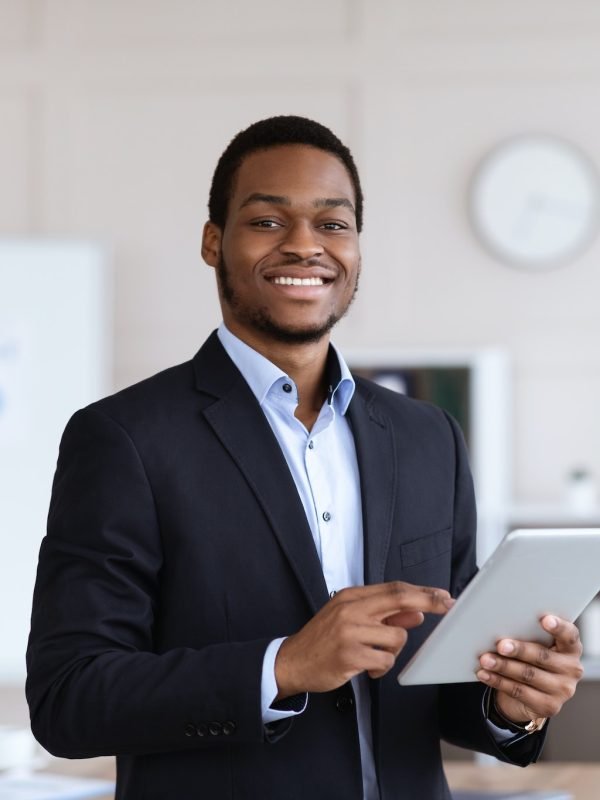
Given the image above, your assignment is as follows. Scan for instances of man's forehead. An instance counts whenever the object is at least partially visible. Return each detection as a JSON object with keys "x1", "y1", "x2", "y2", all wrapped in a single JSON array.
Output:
[{"x1": 232, "y1": 144, "x2": 356, "y2": 202}]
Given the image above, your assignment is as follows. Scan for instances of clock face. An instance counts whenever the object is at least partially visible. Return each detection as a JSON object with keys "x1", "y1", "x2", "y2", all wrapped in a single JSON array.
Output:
[{"x1": 470, "y1": 135, "x2": 600, "y2": 270}]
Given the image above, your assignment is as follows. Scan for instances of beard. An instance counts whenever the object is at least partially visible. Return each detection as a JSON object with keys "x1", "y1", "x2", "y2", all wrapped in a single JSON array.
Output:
[{"x1": 216, "y1": 255, "x2": 360, "y2": 345}]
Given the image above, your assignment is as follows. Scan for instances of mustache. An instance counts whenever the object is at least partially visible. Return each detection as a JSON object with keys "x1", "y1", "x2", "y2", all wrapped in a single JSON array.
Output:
[{"x1": 267, "y1": 256, "x2": 327, "y2": 269}]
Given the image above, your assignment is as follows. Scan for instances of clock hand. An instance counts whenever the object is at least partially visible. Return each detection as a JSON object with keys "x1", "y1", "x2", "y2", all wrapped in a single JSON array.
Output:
[
  {"x1": 512, "y1": 196, "x2": 541, "y2": 243},
  {"x1": 512, "y1": 194, "x2": 587, "y2": 245},
  {"x1": 535, "y1": 196, "x2": 587, "y2": 220}
]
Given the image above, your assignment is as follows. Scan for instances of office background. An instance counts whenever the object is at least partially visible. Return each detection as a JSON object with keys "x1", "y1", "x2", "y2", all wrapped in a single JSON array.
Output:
[{"x1": 1, "y1": 0, "x2": 600, "y2": 766}]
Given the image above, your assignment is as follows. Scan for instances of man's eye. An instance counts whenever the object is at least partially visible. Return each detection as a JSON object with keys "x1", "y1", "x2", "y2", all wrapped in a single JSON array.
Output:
[
  {"x1": 252, "y1": 219, "x2": 280, "y2": 228},
  {"x1": 321, "y1": 222, "x2": 346, "y2": 231}
]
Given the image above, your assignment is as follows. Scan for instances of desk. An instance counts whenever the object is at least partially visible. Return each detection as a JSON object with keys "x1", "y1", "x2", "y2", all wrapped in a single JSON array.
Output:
[
  {"x1": 445, "y1": 761, "x2": 600, "y2": 799},
  {"x1": 41, "y1": 757, "x2": 600, "y2": 800}
]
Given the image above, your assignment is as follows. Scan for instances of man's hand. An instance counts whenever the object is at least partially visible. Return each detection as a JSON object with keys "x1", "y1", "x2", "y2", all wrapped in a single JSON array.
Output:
[
  {"x1": 275, "y1": 581, "x2": 454, "y2": 699},
  {"x1": 476, "y1": 615, "x2": 584, "y2": 724}
]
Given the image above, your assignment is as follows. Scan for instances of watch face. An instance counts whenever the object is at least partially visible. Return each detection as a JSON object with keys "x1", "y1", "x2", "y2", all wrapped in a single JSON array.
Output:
[{"x1": 470, "y1": 135, "x2": 600, "y2": 270}]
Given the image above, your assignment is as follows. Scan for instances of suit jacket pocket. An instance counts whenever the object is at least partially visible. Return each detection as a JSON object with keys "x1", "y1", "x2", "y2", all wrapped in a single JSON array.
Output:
[{"x1": 399, "y1": 526, "x2": 453, "y2": 568}]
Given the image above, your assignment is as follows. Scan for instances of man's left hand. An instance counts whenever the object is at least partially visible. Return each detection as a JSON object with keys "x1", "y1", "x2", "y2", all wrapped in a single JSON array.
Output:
[{"x1": 476, "y1": 615, "x2": 584, "y2": 725}]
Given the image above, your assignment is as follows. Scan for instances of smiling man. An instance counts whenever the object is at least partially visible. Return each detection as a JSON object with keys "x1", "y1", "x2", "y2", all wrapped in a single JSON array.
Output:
[{"x1": 27, "y1": 117, "x2": 583, "y2": 799}]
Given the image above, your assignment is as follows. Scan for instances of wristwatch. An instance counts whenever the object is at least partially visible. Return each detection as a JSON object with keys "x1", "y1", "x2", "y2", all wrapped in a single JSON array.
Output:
[
  {"x1": 487, "y1": 689, "x2": 547, "y2": 735},
  {"x1": 523, "y1": 716, "x2": 548, "y2": 733}
]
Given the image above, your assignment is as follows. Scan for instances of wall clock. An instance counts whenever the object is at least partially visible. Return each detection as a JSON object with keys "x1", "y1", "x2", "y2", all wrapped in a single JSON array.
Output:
[{"x1": 469, "y1": 135, "x2": 600, "y2": 270}]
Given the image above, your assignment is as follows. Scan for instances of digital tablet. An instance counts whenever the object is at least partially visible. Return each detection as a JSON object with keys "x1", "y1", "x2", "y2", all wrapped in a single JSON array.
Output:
[{"x1": 397, "y1": 528, "x2": 600, "y2": 685}]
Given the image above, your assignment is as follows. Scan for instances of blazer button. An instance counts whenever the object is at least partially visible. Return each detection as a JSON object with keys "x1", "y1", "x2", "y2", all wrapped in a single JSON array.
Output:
[
  {"x1": 196, "y1": 723, "x2": 208, "y2": 737},
  {"x1": 222, "y1": 720, "x2": 237, "y2": 736},
  {"x1": 335, "y1": 695, "x2": 355, "y2": 713},
  {"x1": 184, "y1": 723, "x2": 196, "y2": 737},
  {"x1": 208, "y1": 722, "x2": 223, "y2": 736}
]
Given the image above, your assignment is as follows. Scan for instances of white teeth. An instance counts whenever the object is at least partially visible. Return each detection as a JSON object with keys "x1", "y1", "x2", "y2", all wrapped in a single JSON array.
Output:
[{"x1": 272, "y1": 277, "x2": 325, "y2": 286}]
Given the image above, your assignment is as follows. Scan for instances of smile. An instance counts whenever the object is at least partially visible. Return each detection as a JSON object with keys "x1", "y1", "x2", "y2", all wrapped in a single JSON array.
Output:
[{"x1": 270, "y1": 277, "x2": 326, "y2": 286}]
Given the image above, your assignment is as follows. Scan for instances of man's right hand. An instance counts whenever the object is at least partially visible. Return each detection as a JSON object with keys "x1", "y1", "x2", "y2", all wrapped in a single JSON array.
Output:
[{"x1": 274, "y1": 581, "x2": 454, "y2": 698}]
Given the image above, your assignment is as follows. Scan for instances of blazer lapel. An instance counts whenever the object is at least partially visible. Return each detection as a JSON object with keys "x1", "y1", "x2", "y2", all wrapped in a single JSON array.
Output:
[
  {"x1": 347, "y1": 383, "x2": 397, "y2": 586},
  {"x1": 193, "y1": 333, "x2": 329, "y2": 614}
]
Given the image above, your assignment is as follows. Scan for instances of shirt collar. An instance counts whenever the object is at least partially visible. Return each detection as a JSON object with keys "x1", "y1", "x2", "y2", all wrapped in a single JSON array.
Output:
[{"x1": 217, "y1": 322, "x2": 355, "y2": 415}]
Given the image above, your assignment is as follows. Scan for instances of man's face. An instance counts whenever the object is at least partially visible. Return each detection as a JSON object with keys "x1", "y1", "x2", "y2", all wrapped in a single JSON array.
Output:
[{"x1": 203, "y1": 144, "x2": 361, "y2": 347}]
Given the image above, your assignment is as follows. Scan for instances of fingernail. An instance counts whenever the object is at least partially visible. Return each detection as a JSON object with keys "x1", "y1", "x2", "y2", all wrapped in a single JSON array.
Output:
[
  {"x1": 481, "y1": 655, "x2": 496, "y2": 668},
  {"x1": 443, "y1": 596, "x2": 456, "y2": 609},
  {"x1": 498, "y1": 641, "x2": 514, "y2": 655},
  {"x1": 477, "y1": 670, "x2": 490, "y2": 681},
  {"x1": 545, "y1": 616, "x2": 558, "y2": 630}
]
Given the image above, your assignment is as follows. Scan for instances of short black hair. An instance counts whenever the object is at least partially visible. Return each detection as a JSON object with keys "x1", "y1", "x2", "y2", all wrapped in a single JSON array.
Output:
[{"x1": 208, "y1": 115, "x2": 363, "y2": 232}]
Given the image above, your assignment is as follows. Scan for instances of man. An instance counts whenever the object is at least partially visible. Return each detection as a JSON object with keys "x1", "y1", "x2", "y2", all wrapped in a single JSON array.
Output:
[{"x1": 27, "y1": 116, "x2": 583, "y2": 799}]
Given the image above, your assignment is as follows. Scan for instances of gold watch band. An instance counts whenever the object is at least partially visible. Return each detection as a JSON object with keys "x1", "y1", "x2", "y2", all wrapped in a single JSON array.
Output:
[
  {"x1": 524, "y1": 716, "x2": 548, "y2": 733},
  {"x1": 491, "y1": 690, "x2": 547, "y2": 735}
]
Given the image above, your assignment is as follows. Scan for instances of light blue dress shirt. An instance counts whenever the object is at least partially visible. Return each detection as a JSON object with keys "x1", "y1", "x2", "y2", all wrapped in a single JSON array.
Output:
[
  {"x1": 217, "y1": 324, "x2": 511, "y2": 796},
  {"x1": 217, "y1": 323, "x2": 380, "y2": 800}
]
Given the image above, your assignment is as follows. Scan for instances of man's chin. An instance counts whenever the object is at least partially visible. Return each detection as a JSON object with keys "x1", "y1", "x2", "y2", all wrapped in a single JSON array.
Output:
[{"x1": 248, "y1": 314, "x2": 338, "y2": 345}]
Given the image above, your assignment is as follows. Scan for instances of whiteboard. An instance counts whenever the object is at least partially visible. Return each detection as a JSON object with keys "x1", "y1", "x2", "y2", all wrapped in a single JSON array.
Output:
[{"x1": 0, "y1": 240, "x2": 110, "y2": 682}]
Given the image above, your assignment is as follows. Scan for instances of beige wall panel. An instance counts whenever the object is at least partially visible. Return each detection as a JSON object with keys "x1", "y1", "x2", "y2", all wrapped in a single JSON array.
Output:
[
  {"x1": 515, "y1": 371, "x2": 600, "y2": 503},
  {"x1": 0, "y1": 0, "x2": 34, "y2": 47},
  {"x1": 47, "y1": 0, "x2": 352, "y2": 46},
  {"x1": 53, "y1": 85, "x2": 353, "y2": 388},
  {"x1": 366, "y1": 0, "x2": 600, "y2": 39},
  {"x1": 360, "y1": 81, "x2": 600, "y2": 347},
  {"x1": 0, "y1": 94, "x2": 31, "y2": 232}
]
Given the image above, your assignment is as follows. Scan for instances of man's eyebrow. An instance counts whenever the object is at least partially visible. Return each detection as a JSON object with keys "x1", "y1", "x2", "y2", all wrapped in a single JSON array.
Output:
[
  {"x1": 239, "y1": 194, "x2": 356, "y2": 213},
  {"x1": 239, "y1": 193, "x2": 291, "y2": 209},
  {"x1": 313, "y1": 197, "x2": 355, "y2": 213}
]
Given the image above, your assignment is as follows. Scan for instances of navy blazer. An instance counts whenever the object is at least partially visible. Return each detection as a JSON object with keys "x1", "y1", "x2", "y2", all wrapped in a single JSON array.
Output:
[{"x1": 27, "y1": 332, "x2": 545, "y2": 799}]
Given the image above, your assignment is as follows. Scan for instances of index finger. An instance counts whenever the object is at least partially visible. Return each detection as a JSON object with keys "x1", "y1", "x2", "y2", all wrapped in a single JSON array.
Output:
[
  {"x1": 338, "y1": 581, "x2": 454, "y2": 619},
  {"x1": 541, "y1": 615, "x2": 583, "y2": 656}
]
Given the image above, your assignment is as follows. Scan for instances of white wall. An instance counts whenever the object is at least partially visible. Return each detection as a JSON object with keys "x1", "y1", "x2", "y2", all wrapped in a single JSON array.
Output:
[
  {"x1": 1, "y1": 0, "x2": 600, "y2": 507},
  {"x1": 0, "y1": 241, "x2": 109, "y2": 682}
]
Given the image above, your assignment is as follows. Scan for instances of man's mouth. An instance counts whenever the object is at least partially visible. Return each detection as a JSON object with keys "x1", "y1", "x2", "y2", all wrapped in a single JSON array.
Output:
[{"x1": 270, "y1": 276, "x2": 326, "y2": 286}]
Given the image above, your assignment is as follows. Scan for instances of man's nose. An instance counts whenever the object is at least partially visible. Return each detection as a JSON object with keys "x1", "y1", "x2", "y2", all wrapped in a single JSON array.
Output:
[{"x1": 278, "y1": 221, "x2": 323, "y2": 260}]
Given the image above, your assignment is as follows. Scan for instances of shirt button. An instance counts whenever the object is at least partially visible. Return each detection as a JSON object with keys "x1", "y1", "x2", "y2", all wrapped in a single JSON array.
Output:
[
  {"x1": 282, "y1": 383, "x2": 292, "y2": 393},
  {"x1": 335, "y1": 695, "x2": 355, "y2": 713},
  {"x1": 322, "y1": 511, "x2": 332, "y2": 522},
  {"x1": 308, "y1": 440, "x2": 314, "y2": 450},
  {"x1": 330, "y1": 589, "x2": 337, "y2": 598}
]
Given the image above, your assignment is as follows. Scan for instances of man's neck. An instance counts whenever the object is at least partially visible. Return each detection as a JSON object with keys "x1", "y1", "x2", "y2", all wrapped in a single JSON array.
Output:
[{"x1": 224, "y1": 322, "x2": 331, "y2": 430}]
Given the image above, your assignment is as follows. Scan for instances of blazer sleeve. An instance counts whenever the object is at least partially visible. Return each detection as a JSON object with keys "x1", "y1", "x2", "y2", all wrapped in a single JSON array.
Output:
[
  {"x1": 26, "y1": 406, "x2": 273, "y2": 758},
  {"x1": 437, "y1": 411, "x2": 547, "y2": 765}
]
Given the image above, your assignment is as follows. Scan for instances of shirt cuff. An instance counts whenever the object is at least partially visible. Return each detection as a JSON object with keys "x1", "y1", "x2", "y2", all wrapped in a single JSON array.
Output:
[
  {"x1": 482, "y1": 686, "x2": 530, "y2": 745},
  {"x1": 485, "y1": 713, "x2": 521, "y2": 744},
  {"x1": 261, "y1": 637, "x2": 308, "y2": 724}
]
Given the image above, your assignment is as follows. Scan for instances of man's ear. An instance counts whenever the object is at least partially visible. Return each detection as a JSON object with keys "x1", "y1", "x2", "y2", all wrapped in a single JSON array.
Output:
[{"x1": 201, "y1": 221, "x2": 222, "y2": 268}]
